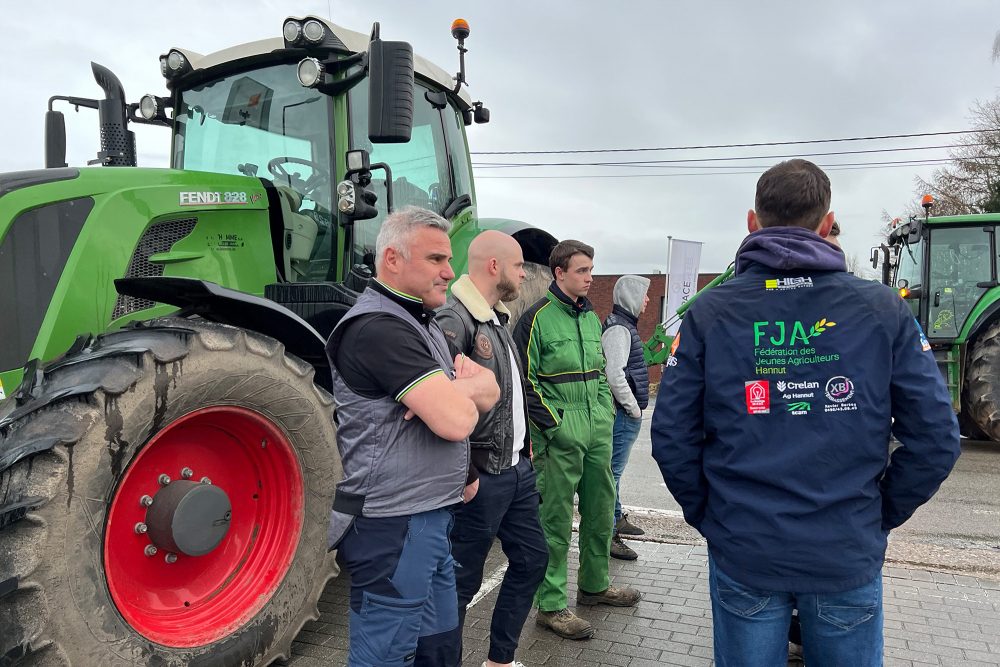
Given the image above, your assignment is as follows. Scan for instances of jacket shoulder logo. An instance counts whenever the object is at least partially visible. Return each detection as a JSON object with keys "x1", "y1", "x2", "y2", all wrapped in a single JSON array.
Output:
[{"x1": 475, "y1": 333, "x2": 494, "y2": 359}]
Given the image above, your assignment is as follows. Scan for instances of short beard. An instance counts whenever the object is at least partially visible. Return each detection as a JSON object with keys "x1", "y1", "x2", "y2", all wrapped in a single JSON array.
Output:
[{"x1": 497, "y1": 275, "x2": 520, "y2": 302}]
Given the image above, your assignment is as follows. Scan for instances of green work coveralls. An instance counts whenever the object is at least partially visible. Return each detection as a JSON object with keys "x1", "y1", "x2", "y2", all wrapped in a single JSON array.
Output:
[{"x1": 513, "y1": 285, "x2": 616, "y2": 611}]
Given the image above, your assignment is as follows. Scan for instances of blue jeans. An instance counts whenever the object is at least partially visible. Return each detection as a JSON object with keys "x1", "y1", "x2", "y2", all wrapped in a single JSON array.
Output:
[
  {"x1": 336, "y1": 508, "x2": 458, "y2": 667},
  {"x1": 438, "y1": 457, "x2": 548, "y2": 665},
  {"x1": 709, "y1": 555, "x2": 883, "y2": 667},
  {"x1": 610, "y1": 407, "x2": 643, "y2": 523}
]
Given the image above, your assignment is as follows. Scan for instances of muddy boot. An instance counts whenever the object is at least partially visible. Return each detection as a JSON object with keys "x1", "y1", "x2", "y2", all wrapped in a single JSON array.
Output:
[
  {"x1": 535, "y1": 608, "x2": 595, "y2": 640},
  {"x1": 610, "y1": 533, "x2": 638, "y2": 560},
  {"x1": 577, "y1": 585, "x2": 642, "y2": 607},
  {"x1": 615, "y1": 513, "x2": 645, "y2": 536}
]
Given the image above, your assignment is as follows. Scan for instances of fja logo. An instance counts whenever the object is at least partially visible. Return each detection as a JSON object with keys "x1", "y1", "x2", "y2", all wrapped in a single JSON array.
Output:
[{"x1": 745, "y1": 380, "x2": 770, "y2": 414}]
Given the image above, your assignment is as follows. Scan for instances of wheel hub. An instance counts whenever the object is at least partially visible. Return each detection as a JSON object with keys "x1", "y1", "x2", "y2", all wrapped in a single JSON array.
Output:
[{"x1": 146, "y1": 479, "x2": 232, "y2": 557}]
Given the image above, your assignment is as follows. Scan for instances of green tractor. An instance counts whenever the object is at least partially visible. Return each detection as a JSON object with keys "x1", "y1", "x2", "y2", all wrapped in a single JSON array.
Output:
[
  {"x1": 875, "y1": 196, "x2": 1000, "y2": 442},
  {"x1": 0, "y1": 16, "x2": 555, "y2": 666}
]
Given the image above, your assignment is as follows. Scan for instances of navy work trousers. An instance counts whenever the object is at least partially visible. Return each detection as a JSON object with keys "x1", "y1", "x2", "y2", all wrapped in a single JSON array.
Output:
[
  {"x1": 434, "y1": 457, "x2": 548, "y2": 665},
  {"x1": 336, "y1": 507, "x2": 458, "y2": 667}
]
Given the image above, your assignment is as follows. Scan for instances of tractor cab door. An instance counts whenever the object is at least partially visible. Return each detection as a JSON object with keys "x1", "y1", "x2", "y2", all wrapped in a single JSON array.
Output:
[
  {"x1": 174, "y1": 63, "x2": 337, "y2": 284},
  {"x1": 926, "y1": 226, "x2": 996, "y2": 340},
  {"x1": 346, "y1": 79, "x2": 474, "y2": 277}
]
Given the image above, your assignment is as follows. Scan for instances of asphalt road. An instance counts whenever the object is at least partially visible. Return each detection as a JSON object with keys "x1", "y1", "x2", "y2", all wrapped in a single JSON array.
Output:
[{"x1": 617, "y1": 412, "x2": 1000, "y2": 579}]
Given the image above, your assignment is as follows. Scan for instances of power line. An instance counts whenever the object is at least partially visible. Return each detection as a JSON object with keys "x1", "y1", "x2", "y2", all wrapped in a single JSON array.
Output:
[
  {"x1": 472, "y1": 143, "x2": 981, "y2": 169},
  {"x1": 475, "y1": 158, "x2": 954, "y2": 180},
  {"x1": 470, "y1": 129, "x2": 991, "y2": 156}
]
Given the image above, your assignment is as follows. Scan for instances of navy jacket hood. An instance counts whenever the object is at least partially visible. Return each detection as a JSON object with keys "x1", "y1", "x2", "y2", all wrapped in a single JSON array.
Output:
[{"x1": 735, "y1": 227, "x2": 846, "y2": 274}]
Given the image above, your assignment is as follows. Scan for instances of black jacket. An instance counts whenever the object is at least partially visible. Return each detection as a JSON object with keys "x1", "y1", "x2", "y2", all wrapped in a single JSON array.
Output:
[{"x1": 436, "y1": 275, "x2": 531, "y2": 474}]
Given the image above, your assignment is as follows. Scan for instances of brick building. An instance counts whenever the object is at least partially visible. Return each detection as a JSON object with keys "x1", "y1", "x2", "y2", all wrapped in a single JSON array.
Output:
[{"x1": 589, "y1": 272, "x2": 723, "y2": 384}]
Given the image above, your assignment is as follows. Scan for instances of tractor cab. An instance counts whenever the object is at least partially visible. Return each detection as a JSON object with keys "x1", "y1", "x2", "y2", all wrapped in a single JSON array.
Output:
[
  {"x1": 883, "y1": 198, "x2": 1000, "y2": 344},
  {"x1": 155, "y1": 17, "x2": 484, "y2": 289},
  {"x1": 880, "y1": 196, "x2": 1000, "y2": 438}
]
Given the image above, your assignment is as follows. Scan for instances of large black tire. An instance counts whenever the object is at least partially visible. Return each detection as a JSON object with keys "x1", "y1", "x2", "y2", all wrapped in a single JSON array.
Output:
[
  {"x1": 964, "y1": 320, "x2": 1000, "y2": 443},
  {"x1": 0, "y1": 318, "x2": 340, "y2": 666}
]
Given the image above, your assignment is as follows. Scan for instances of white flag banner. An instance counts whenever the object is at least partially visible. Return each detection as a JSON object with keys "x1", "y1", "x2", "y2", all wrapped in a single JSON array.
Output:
[{"x1": 664, "y1": 239, "x2": 703, "y2": 335}]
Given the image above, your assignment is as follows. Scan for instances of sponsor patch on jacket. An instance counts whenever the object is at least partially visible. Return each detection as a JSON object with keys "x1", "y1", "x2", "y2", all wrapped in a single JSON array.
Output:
[
  {"x1": 745, "y1": 380, "x2": 770, "y2": 414},
  {"x1": 913, "y1": 318, "x2": 931, "y2": 352},
  {"x1": 475, "y1": 333, "x2": 494, "y2": 359},
  {"x1": 765, "y1": 277, "x2": 814, "y2": 291},
  {"x1": 665, "y1": 333, "x2": 681, "y2": 367},
  {"x1": 823, "y1": 375, "x2": 858, "y2": 412}
]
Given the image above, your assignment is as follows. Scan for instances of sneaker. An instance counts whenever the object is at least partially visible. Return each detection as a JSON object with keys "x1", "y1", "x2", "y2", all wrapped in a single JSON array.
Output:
[
  {"x1": 535, "y1": 608, "x2": 594, "y2": 640},
  {"x1": 577, "y1": 585, "x2": 642, "y2": 607},
  {"x1": 615, "y1": 513, "x2": 645, "y2": 536},
  {"x1": 610, "y1": 533, "x2": 638, "y2": 560}
]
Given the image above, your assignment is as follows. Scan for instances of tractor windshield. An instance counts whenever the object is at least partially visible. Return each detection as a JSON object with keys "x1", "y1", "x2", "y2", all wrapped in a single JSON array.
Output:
[
  {"x1": 347, "y1": 79, "x2": 474, "y2": 274},
  {"x1": 173, "y1": 63, "x2": 335, "y2": 280},
  {"x1": 926, "y1": 226, "x2": 993, "y2": 338}
]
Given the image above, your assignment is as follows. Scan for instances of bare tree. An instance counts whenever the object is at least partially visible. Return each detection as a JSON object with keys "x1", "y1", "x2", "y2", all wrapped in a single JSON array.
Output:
[{"x1": 914, "y1": 98, "x2": 1000, "y2": 215}]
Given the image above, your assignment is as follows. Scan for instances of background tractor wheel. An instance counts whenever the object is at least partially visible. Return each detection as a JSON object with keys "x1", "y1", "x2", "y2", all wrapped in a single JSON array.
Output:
[
  {"x1": 507, "y1": 261, "x2": 551, "y2": 327},
  {"x1": 0, "y1": 317, "x2": 340, "y2": 666},
  {"x1": 964, "y1": 320, "x2": 1000, "y2": 443}
]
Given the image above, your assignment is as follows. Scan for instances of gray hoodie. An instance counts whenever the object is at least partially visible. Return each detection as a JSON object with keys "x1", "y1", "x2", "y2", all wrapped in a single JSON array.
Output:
[{"x1": 601, "y1": 275, "x2": 651, "y2": 416}]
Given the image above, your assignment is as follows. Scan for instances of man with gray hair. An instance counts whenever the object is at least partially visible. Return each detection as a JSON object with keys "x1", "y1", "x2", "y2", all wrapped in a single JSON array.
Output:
[{"x1": 325, "y1": 206, "x2": 500, "y2": 666}]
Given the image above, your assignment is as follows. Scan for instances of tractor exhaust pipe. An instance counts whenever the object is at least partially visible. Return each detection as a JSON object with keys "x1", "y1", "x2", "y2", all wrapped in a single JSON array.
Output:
[{"x1": 91, "y1": 62, "x2": 137, "y2": 167}]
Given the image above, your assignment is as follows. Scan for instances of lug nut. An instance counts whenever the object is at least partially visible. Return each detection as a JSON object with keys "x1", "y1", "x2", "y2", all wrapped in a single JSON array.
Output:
[
  {"x1": 134, "y1": 522, "x2": 148, "y2": 535},
  {"x1": 165, "y1": 553, "x2": 178, "y2": 564},
  {"x1": 200, "y1": 477, "x2": 212, "y2": 485},
  {"x1": 181, "y1": 467, "x2": 194, "y2": 479},
  {"x1": 158, "y1": 474, "x2": 171, "y2": 486},
  {"x1": 144, "y1": 545, "x2": 158, "y2": 557},
  {"x1": 139, "y1": 495, "x2": 153, "y2": 507}
]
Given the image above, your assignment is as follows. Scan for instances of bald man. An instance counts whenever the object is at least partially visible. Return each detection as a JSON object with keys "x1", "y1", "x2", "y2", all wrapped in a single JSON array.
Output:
[{"x1": 433, "y1": 231, "x2": 549, "y2": 667}]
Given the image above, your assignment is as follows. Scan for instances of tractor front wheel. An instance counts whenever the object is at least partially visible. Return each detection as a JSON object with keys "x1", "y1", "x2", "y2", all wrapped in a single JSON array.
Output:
[
  {"x1": 964, "y1": 320, "x2": 1000, "y2": 443},
  {"x1": 0, "y1": 318, "x2": 339, "y2": 665}
]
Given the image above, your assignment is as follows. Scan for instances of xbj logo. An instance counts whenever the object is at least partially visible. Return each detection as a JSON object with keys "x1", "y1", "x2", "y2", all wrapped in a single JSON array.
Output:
[{"x1": 825, "y1": 376, "x2": 855, "y2": 403}]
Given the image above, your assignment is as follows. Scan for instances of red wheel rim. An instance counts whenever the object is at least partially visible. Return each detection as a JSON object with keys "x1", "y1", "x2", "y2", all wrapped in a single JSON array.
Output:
[{"x1": 104, "y1": 406, "x2": 304, "y2": 647}]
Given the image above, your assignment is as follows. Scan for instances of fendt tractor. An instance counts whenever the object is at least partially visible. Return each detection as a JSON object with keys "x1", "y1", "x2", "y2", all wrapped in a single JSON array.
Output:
[
  {"x1": 876, "y1": 196, "x2": 1000, "y2": 443},
  {"x1": 0, "y1": 16, "x2": 556, "y2": 666}
]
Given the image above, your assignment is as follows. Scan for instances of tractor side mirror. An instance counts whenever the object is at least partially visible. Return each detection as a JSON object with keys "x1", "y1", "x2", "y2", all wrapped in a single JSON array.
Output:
[
  {"x1": 45, "y1": 110, "x2": 68, "y2": 168},
  {"x1": 367, "y1": 39, "x2": 414, "y2": 143},
  {"x1": 870, "y1": 247, "x2": 879, "y2": 270}
]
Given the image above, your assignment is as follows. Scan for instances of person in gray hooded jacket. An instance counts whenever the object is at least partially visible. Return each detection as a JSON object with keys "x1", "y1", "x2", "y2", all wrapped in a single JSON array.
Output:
[{"x1": 601, "y1": 274, "x2": 651, "y2": 560}]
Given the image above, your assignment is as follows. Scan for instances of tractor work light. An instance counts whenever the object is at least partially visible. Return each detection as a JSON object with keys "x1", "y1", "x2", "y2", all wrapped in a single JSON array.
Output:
[
  {"x1": 303, "y1": 19, "x2": 326, "y2": 43},
  {"x1": 283, "y1": 19, "x2": 302, "y2": 43},
  {"x1": 346, "y1": 149, "x2": 370, "y2": 173},
  {"x1": 160, "y1": 50, "x2": 191, "y2": 80},
  {"x1": 166, "y1": 51, "x2": 186, "y2": 72},
  {"x1": 338, "y1": 180, "x2": 357, "y2": 214},
  {"x1": 921, "y1": 194, "x2": 935, "y2": 210},
  {"x1": 138, "y1": 95, "x2": 159, "y2": 120},
  {"x1": 296, "y1": 58, "x2": 324, "y2": 88}
]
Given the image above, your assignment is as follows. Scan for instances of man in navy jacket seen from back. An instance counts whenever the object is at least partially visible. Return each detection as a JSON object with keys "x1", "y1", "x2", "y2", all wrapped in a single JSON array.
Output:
[{"x1": 651, "y1": 159, "x2": 960, "y2": 667}]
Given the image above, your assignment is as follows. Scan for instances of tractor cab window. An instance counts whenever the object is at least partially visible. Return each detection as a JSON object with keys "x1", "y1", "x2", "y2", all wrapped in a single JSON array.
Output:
[
  {"x1": 895, "y1": 238, "x2": 923, "y2": 319},
  {"x1": 927, "y1": 226, "x2": 993, "y2": 338},
  {"x1": 348, "y1": 80, "x2": 471, "y2": 274},
  {"x1": 174, "y1": 63, "x2": 335, "y2": 282}
]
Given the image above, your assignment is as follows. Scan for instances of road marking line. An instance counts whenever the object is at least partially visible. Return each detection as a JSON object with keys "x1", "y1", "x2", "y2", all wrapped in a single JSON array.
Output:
[
  {"x1": 468, "y1": 561, "x2": 509, "y2": 609},
  {"x1": 622, "y1": 504, "x2": 685, "y2": 519}
]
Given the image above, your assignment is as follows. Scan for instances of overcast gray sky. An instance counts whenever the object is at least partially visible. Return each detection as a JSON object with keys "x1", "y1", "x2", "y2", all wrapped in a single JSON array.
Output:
[{"x1": 2, "y1": 1, "x2": 998, "y2": 274}]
